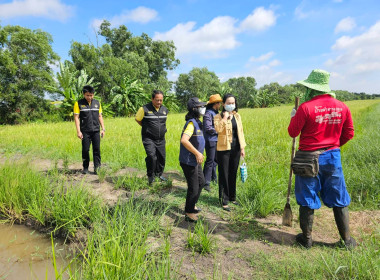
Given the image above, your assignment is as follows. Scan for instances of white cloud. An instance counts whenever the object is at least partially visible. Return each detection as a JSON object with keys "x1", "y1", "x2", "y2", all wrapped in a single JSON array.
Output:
[
  {"x1": 0, "y1": 0, "x2": 74, "y2": 21},
  {"x1": 239, "y1": 7, "x2": 277, "y2": 32},
  {"x1": 248, "y1": 51, "x2": 275, "y2": 62},
  {"x1": 294, "y1": 1, "x2": 317, "y2": 20},
  {"x1": 91, "y1": 6, "x2": 158, "y2": 29},
  {"x1": 154, "y1": 7, "x2": 276, "y2": 56},
  {"x1": 223, "y1": 52, "x2": 289, "y2": 87},
  {"x1": 335, "y1": 17, "x2": 356, "y2": 33},
  {"x1": 268, "y1": 59, "x2": 281, "y2": 67},
  {"x1": 326, "y1": 21, "x2": 380, "y2": 92},
  {"x1": 154, "y1": 16, "x2": 239, "y2": 55}
]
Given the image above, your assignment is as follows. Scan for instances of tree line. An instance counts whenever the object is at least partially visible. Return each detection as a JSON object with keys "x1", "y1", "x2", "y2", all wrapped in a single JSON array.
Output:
[{"x1": 0, "y1": 22, "x2": 378, "y2": 124}]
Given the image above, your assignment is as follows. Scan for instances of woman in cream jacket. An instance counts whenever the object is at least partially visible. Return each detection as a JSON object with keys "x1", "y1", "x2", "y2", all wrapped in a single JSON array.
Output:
[{"x1": 214, "y1": 94, "x2": 246, "y2": 211}]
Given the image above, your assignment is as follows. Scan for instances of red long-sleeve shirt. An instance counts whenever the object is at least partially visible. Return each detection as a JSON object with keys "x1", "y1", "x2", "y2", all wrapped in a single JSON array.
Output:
[{"x1": 288, "y1": 94, "x2": 354, "y2": 151}]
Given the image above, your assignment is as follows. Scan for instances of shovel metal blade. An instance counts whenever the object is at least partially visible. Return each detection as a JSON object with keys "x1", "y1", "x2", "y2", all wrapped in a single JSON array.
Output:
[{"x1": 282, "y1": 203, "x2": 293, "y2": 226}]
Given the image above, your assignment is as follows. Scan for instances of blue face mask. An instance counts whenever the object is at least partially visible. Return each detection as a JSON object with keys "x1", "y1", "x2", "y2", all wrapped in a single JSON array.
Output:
[{"x1": 224, "y1": 104, "x2": 235, "y2": 112}]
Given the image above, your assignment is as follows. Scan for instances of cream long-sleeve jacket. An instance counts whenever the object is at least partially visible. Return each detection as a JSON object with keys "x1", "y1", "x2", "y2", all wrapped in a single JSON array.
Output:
[{"x1": 214, "y1": 112, "x2": 246, "y2": 151}]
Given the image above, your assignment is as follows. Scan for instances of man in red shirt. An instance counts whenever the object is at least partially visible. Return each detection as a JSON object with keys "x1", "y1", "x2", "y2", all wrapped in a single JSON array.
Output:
[{"x1": 288, "y1": 69, "x2": 356, "y2": 249}]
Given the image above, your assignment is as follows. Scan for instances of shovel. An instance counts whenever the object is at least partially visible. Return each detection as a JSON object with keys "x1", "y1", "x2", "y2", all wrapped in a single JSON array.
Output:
[{"x1": 282, "y1": 96, "x2": 300, "y2": 227}]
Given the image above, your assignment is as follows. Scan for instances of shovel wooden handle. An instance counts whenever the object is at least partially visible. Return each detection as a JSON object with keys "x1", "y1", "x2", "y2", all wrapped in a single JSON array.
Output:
[{"x1": 286, "y1": 97, "x2": 300, "y2": 204}]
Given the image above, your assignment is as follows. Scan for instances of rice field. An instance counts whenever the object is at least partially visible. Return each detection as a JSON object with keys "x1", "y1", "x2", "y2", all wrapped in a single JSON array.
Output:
[
  {"x1": 0, "y1": 99, "x2": 379, "y2": 279},
  {"x1": 0, "y1": 99, "x2": 379, "y2": 213}
]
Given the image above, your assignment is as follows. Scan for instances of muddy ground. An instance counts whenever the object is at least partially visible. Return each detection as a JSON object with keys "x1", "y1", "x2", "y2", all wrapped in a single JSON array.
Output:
[{"x1": 1, "y1": 155, "x2": 379, "y2": 279}]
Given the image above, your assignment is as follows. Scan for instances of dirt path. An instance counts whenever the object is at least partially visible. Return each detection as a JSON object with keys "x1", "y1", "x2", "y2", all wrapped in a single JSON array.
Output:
[{"x1": 1, "y1": 154, "x2": 379, "y2": 279}]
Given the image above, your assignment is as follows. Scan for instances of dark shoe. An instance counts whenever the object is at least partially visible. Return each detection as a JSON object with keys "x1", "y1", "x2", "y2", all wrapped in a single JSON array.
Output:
[
  {"x1": 297, "y1": 206, "x2": 314, "y2": 249},
  {"x1": 231, "y1": 201, "x2": 239, "y2": 206},
  {"x1": 222, "y1": 206, "x2": 231, "y2": 212},
  {"x1": 296, "y1": 233, "x2": 312, "y2": 249},
  {"x1": 185, "y1": 215, "x2": 198, "y2": 223},
  {"x1": 82, "y1": 168, "x2": 89, "y2": 174},
  {"x1": 203, "y1": 185, "x2": 211, "y2": 192},
  {"x1": 333, "y1": 207, "x2": 357, "y2": 249},
  {"x1": 148, "y1": 176, "x2": 154, "y2": 185}
]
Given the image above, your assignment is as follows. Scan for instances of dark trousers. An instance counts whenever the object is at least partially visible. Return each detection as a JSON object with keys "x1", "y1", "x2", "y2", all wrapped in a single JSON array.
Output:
[
  {"x1": 142, "y1": 137, "x2": 166, "y2": 177},
  {"x1": 181, "y1": 163, "x2": 204, "y2": 213},
  {"x1": 82, "y1": 131, "x2": 101, "y2": 170},
  {"x1": 217, "y1": 144, "x2": 240, "y2": 205},
  {"x1": 203, "y1": 140, "x2": 218, "y2": 186}
]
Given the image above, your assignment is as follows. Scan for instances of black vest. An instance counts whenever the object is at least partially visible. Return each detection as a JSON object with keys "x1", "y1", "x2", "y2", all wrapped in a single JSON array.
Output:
[
  {"x1": 141, "y1": 102, "x2": 168, "y2": 140},
  {"x1": 78, "y1": 98, "x2": 101, "y2": 133},
  {"x1": 179, "y1": 119, "x2": 205, "y2": 166}
]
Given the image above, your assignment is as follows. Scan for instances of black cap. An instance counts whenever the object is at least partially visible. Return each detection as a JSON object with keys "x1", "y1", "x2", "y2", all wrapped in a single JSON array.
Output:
[{"x1": 187, "y1": 97, "x2": 207, "y2": 111}]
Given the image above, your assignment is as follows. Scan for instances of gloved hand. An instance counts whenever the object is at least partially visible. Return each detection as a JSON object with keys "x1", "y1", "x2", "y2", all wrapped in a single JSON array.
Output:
[{"x1": 290, "y1": 108, "x2": 297, "y2": 118}]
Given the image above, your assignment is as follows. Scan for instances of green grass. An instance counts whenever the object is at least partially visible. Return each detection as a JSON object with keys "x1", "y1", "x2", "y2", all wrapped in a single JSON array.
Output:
[
  {"x1": 0, "y1": 99, "x2": 379, "y2": 217},
  {"x1": 186, "y1": 219, "x2": 216, "y2": 255},
  {"x1": 0, "y1": 162, "x2": 177, "y2": 279},
  {"x1": 0, "y1": 162, "x2": 103, "y2": 236},
  {"x1": 0, "y1": 157, "x2": 378, "y2": 279},
  {"x1": 342, "y1": 104, "x2": 380, "y2": 209},
  {"x1": 75, "y1": 199, "x2": 176, "y2": 279},
  {"x1": 249, "y1": 233, "x2": 379, "y2": 279}
]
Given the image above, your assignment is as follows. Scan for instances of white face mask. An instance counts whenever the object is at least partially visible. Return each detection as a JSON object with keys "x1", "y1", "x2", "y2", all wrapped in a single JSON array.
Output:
[
  {"x1": 198, "y1": 107, "x2": 206, "y2": 116},
  {"x1": 224, "y1": 104, "x2": 235, "y2": 112}
]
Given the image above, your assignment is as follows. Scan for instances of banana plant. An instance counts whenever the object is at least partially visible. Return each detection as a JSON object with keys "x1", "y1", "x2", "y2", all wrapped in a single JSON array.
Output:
[
  {"x1": 46, "y1": 62, "x2": 99, "y2": 120},
  {"x1": 110, "y1": 76, "x2": 149, "y2": 116}
]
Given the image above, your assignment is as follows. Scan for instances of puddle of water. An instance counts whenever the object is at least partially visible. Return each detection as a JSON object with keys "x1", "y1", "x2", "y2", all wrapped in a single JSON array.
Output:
[{"x1": 0, "y1": 223, "x2": 71, "y2": 280}]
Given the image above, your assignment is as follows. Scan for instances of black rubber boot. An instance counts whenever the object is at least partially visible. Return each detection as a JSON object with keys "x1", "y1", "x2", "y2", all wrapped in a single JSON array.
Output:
[
  {"x1": 333, "y1": 207, "x2": 357, "y2": 249},
  {"x1": 296, "y1": 206, "x2": 314, "y2": 249}
]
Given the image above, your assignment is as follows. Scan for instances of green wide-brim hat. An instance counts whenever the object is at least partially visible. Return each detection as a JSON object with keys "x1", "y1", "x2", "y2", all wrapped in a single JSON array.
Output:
[{"x1": 297, "y1": 69, "x2": 331, "y2": 93}]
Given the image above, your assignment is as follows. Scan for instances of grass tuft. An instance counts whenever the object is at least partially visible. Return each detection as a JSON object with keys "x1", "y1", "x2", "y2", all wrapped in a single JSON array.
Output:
[{"x1": 186, "y1": 219, "x2": 216, "y2": 255}]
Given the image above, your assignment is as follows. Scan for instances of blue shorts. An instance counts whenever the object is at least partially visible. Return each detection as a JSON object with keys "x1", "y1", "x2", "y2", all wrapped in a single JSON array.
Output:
[{"x1": 295, "y1": 148, "x2": 351, "y2": 209}]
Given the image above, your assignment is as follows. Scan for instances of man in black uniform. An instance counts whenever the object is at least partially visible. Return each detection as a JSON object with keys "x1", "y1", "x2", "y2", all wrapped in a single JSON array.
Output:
[
  {"x1": 135, "y1": 90, "x2": 168, "y2": 184},
  {"x1": 74, "y1": 85, "x2": 105, "y2": 174}
]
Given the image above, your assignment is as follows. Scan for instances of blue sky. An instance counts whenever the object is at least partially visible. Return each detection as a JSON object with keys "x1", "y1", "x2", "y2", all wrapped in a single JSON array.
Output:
[{"x1": 1, "y1": 0, "x2": 380, "y2": 93}]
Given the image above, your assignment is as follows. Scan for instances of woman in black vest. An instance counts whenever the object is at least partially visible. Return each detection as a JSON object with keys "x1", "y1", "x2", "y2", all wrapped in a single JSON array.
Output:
[{"x1": 179, "y1": 97, "x2": 207, "y2": 222}]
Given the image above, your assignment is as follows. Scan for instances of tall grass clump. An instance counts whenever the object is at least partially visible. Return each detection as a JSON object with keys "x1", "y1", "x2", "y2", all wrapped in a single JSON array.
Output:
[
  {"x1": 0, "y1": 161, "x2": 51, "y2": 224},
  {"x1": 186, "y1": 220, "x2": 216, "y2": 255},
  {"x1": 0, "y1": 162, "x2": 103, "y2": 237},
  {"x1": 343, "y1": 103, "x2": 380, "y2": 209},
  {"x1": 238, "y1": 168, "x2": 285, "y2": 217},
  {"x1": 76, "y1": 198, "x2": 176, "y2": 279},
  {"x1": 96, "y1": 166, "x2": 108, "y2": 183},
  {"x1": 49, "y1": 183, "x2": 103, "y2": 237}
]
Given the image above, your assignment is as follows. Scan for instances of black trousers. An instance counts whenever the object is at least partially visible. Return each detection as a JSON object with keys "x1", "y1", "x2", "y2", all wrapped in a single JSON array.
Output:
[
  {"x1": 203, "y1": 140, "x2": 218, "y2": 186},
  {"x1": 181, "y1": 163, "x2": 204, "y2": 213},
  {"x1": 217, "y1": 144, "x2": 241, "y2": 206},
  {"x1": 82, "y1": 131, "x2": 101, "y2": 170},
  {"x1": 142, "y1": 137, "x2": 166, "y2": 177}
]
